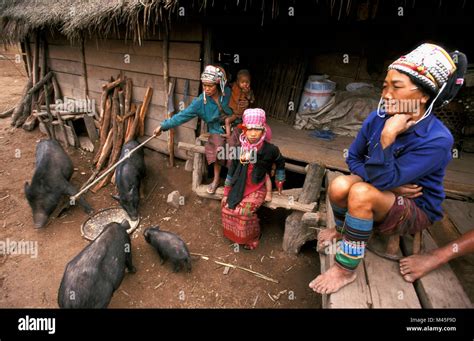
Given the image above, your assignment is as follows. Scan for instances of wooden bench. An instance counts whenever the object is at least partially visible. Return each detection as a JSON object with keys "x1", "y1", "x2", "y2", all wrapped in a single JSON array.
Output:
[
  {"x1": 319, "y1": 171, "x2": 473, "y2": 308},
  {"x1": 178, "y1": 134, "x2": 327, "y2": 253}
]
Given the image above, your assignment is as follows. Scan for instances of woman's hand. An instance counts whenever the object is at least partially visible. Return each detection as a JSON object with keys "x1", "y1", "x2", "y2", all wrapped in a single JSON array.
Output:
[
  {"x1": 381, "y1": 114, "x2": 416, "y2": 148},
  {"x1": 389, "y1": 184, "x2": 423, "y2": 199},
  {"x1": 153, "y1": 125, "x2": 162, "y2": 137},
  {"x1": 221, "y1": 196, "x2": 228, "y2": 208}
]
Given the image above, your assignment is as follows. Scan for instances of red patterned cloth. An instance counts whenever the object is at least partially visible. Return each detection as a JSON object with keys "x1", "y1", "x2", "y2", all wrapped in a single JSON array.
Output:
[
  {"x1": 221, "y1": 188, "x2": 266, "y2": 248},
  {"x1": 375, "y1": 197, "x2": 432, "y2": 235}
]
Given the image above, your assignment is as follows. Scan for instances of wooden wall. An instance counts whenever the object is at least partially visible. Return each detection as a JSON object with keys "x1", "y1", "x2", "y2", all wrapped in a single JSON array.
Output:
[
  {"x1": 308, "y1": 53, "x2": 387, "y2": 90},
  {"x1": 37, "y1": 23, "x2": 203, "y2": 160}
]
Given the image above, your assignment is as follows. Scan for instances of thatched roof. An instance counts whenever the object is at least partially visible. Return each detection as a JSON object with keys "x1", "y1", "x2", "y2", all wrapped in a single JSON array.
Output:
[
  {"x1": 0, "y1": 0, "x2": 471, "y2": 44},
  {"x1": 0, "y1": 0, "x2": 178, "y2": 43}
]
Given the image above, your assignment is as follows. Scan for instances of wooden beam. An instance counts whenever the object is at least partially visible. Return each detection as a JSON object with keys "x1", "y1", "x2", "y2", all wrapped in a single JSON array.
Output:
[
  {"x1": 195, "y1": 185, "x2": 316, "y2": 213},
  {"x1": 282, "y1": 163, "x2": 325, "y2": 254},
  {"x1": 442, "y1": 199, "x2": 474, "y2": 235},
  {"x1": 364, "y1": 250, "x2": 421, "y2": 308},
  {"x1": 178, "y1": 141, "x2": 310, "y2": 174}
]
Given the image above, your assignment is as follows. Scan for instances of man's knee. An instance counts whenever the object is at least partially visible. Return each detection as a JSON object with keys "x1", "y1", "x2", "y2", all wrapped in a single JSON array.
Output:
[
  {"x1": 348, "y1": 182, "x2": 376, "y2": 209},
  {"x1": 329, "y1": 175, "x2": 358, "y2": 203}
]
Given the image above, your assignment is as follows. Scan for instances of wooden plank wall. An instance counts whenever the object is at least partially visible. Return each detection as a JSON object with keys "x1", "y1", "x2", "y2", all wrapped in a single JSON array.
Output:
[{"x1": 35, "y1": 25, "x2": 203, "y2": 160}]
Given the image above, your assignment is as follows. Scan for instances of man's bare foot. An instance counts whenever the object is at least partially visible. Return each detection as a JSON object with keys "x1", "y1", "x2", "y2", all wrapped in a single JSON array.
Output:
[
  {"x1": 309, "y1": 264, "x2": 357, "y2": 294},
  {"x1": 399, "y1": 251, "x2": 444, "y2": 282},
  {"x1": 317, "y1": 227, "x2": 342, "y2": 253},
  {"x1": 265, "y1": 192, "x2": 272, "y2": 202}
]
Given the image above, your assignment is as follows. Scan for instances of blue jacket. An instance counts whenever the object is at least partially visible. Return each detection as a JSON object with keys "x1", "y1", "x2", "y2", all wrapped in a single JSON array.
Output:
[
  {"x1": 161, "y1": 87, "x2": 232, "y2": 134},
  {"x1": 347, "y1": 110, "x2": 453, "y2": 223}
]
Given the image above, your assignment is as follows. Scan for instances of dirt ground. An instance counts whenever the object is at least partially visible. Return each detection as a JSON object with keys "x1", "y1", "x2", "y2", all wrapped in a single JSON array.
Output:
[{"x1": 0, "y1": 45, "x2": 321, "y2": 308}]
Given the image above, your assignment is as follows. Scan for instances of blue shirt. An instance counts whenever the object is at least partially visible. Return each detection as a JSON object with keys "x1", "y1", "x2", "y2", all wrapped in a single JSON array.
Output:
[
  {"x1": 161, "y1": 86, "x2": 232, "y2": 134},
  {"x1": 347, "y1": 110, "x2": 453, "y2": 223}
]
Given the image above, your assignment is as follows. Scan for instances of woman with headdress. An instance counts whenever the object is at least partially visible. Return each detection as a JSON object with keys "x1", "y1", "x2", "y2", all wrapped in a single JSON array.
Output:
[
  {"x1": 221, "y1": 108, "x2": 286, "y2": 250},
  {"x1": 154, "y1": 65, "x2": 232, "y2": 194},
  {"x1": 309, "y1": 43, "x2": 467, "y2": 294}
]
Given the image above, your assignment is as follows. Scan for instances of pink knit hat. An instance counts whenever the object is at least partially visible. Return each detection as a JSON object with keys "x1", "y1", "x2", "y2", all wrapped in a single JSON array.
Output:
[{"x1": 242, "y1": 108, "x2": 266, "y2": 129}]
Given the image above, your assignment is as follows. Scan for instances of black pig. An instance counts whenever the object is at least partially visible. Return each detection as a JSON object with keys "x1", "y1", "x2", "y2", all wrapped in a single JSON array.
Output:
[
  {"x1": 143, "y1": 226, "x2": 191, "y2": 273},
  {"x1": 24, "y1": 139, "x2": 93, "y2": 228},
  {"x1": 58, "y1": 220, "x2": 136, "y2": 308},
  {"x1": 114, "y1": 140, "x2": 146, "y2": 220}
]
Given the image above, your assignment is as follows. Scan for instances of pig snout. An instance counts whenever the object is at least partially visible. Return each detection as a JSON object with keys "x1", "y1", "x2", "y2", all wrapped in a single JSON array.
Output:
[{"x1": 33, "y1": 212, "x2": 49, "y2": 228}]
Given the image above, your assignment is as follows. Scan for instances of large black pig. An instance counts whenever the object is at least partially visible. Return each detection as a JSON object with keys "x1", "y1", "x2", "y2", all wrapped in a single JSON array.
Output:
[
  {"x1": 58, "y1": 220, "x2": 136, "y2": 308},
  {"x1": 113, "y1": 140, "x2": 146, "y2": 221},
  {"x1": 24, "y1": 139, "x2": 93, "y2": 228},
  {"x1": 144, "y1": 226, "x2": 192, "y2": 273}
]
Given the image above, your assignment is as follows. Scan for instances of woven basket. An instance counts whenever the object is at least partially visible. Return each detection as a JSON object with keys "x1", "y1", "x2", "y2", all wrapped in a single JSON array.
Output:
[{"x1": 434, "y1": 101, "x2": 466, "y2": 142}]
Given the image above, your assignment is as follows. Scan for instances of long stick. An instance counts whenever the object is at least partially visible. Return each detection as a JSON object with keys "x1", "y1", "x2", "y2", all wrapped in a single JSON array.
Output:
[
  {"x1": 71, "y1": 135, "x2": 156, "y2": 201},
  {"x1": 213, "y1": 260, "x2": 279, "y2": 283}
]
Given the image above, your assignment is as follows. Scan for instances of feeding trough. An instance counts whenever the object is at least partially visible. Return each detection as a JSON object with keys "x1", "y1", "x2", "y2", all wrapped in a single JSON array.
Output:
[{"x1": 81, "y1": 207, "x2": 140, "y2": 241}]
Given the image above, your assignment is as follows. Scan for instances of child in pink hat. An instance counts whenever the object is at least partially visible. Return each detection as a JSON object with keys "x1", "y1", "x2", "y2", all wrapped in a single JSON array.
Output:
[{"x1": 221, "y1": 108, "x2": 285, "y2": 250}]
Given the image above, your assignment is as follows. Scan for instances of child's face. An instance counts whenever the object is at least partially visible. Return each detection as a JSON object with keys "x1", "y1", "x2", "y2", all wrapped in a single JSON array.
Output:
[
  {"x1": 238, "y1": 76, "x2": 251, "y2": 92},
  {"x1": 245, "y1": 128, "x2": 264, "y2": 144}
]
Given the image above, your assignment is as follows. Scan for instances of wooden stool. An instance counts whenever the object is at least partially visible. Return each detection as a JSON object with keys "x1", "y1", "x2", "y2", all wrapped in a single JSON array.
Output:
[{"x1": 367, "y1": 230, "x2": 423, "y2": 261}]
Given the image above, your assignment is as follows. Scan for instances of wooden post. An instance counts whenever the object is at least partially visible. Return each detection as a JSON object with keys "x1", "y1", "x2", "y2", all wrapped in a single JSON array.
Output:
[
  {"x1": 32, "y1": 31, "x2": 40, "y2": 100},
  {"x1": 80, "y1": 34, "x2": 89, "y2": 99},
  {"x1": 192, "y1": 138, "x2": 204, "y2": 191},
  {"x1": 163, "y1": 17, "x2": 174, "y2": 167},
  {"x1": 39, "y1": 35, "x2": 56, "y2": 139},
  {"x1": 23, "y1": 36, "x2": 33, "y2": 77},
  {"x1": 80, "y1": 34, "x2": 98, "y2": 144},
  {"x1": 283, "y1": 163, "x2": 326, "y2": 254}
]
